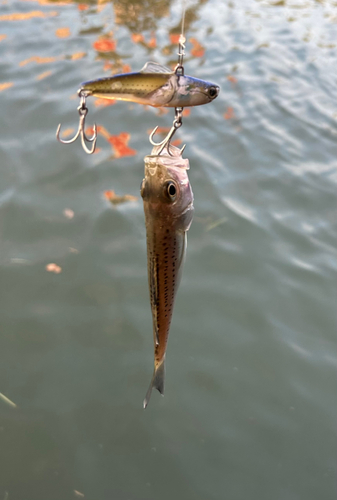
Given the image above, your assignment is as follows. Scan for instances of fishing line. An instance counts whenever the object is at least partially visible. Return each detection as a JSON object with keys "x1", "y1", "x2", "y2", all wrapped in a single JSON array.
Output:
[{"x1": 181, "y1": 0, "x2": 186, "y2": 42}]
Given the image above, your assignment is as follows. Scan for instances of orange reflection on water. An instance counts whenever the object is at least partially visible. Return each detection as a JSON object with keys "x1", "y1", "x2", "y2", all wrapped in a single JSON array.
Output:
[
  {"x1": 93, "y1": 38, "x2": 116, "y2": 53},
  {"x1": 87, "y1": 126, "x2": 136, "y2": 158},
  {"x1": 189, "y1": 37, "x2": 205, "y2": 58},
  {"x1": 147, "y1": 126, "x2": 170, "y2": 135},
  {"x1": 92, "y1": 125, "x2": 109, "y2": 140},
  {"x1": 121, "y1": 64, "x2": 131, "y2": 73},
  {"x1": 131, "y1": 32, "x2": 156, "y2": 49},
  {"x1": 20, "y1": 0, "x2": 73, "y2": 5},
  {"x1": 0, "y1": 34, "x2": 7, "y2": 42},
  {"x1": 0, "y1": 82, "x2": 13, "y2": 92},
  {"x1": 103, "y1": 62, "x2": 131, "y2": 74},
  {"x1": 227, "y1": 75, "x2": 238, "y2": 86},
  {"x1": 169, "y1": 34, "x2": 180, "y2": 45},
  {"x1": 36, "y1": 70, "x2": 52, "y2": 80},
  {"x1": 94, "y1": 98, "x2": 116, "y2": 107},
  {"x1": 224, "y1": 107, "x2": 235, "y2": 120},
  {"x1": 148, "y1": 35, "x2": 157, "y2": 48},
  {"x1": 59, "y1": 127, "x2": 75, "y2": 139},
  {"x1": 56, "y1": 27, "x2": 71, "y2": 38},
  {"x1": 108, "y1": 132, "x2": 136, "y2": 158},
  {"x1": 0, "y1": 10, "x2": 57, "y2": 21},
  {"x1": 20, "y1": 56, "x2": 57, "y2": 66},
  {"x1": 70, "y1": 52, "x2": 86, "y2": 60},
  {"x1": 20, "y1": 53, "x2": 84, "y2": 66},
  {"x1": 131, "y1": 33, "x2": 144, "y2": 44},
  {"x1": 155, "y1": 107, "x2": 169, "y2": 115},
  {"x1": 103, "y1": 62, "x2": 114, "y2": 72}
]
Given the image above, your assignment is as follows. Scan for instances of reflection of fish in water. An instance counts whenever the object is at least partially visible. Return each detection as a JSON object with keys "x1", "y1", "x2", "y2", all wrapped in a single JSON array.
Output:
[
  {"x1": 81, "y1": 62, "x2": 220, "y2": 108},
  {"x1": 141, "y1": 144, "x2": 194, "y2": 408}
]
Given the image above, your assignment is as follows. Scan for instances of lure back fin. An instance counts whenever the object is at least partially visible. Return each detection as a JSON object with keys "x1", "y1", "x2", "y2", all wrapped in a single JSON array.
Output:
[
  {"x1": 143, "y1": 358, "x2": 165, "y2": 409},
  {"x1": 140, "y1": 61, "x2": 173, "y2": 74}
]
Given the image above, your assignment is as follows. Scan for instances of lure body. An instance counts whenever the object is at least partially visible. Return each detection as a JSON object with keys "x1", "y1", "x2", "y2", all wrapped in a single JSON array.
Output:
[
  {"x1": 81, "y1": 62, "x2": 220, "y2": 107},
  {"x1": 141, "y1": 145, "x2": 194, "y2": 408}
]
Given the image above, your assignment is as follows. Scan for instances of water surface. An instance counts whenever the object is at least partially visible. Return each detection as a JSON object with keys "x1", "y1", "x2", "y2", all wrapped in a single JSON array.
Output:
[{"x1": 0, "y1": 1, "x2": 336, "y2": 499}]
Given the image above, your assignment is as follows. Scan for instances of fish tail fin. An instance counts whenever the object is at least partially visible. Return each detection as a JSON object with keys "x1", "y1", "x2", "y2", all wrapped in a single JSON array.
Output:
[{"x1": 143, "y1": 358, "x2": 165, "y2": 409}]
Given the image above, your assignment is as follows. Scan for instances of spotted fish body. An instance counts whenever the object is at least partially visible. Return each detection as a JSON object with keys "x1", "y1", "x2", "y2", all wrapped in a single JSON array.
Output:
[
  {"x1": 141, "y1": 145, "x2": 194, "y2": 408},
  {"x1": 81, "y1": 62, "x2": 220, "y2": 108}
]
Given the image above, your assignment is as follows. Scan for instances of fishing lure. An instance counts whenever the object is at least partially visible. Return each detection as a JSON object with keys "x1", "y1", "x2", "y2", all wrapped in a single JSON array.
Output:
[
  {"x1": 141, "y1": 143, "x2": 194, "y2": 408},
  {"x1": 56, "y1": 37, "x2": 220, "y2": 154},
  {"x1": 81, "y1": 61, "x2": 219, "y2": 108}
]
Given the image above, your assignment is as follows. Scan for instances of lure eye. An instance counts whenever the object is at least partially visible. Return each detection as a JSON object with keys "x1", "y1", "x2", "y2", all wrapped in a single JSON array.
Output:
[
  {"x1": 165, "y1": 181, "x2": 177, "y2": 201},
  {"x1": 208, "y1": 86, "x2": 218, "y2": 98}
]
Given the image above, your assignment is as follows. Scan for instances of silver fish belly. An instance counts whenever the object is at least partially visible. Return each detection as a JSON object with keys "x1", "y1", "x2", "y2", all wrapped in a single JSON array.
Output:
[{"x1": 141, "y1": 145, "x2": 194, "y2": 408}]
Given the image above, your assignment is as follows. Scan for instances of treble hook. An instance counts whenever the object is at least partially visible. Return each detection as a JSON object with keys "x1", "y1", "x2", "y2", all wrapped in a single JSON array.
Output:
[
  {"x1": 56, "y1": 89, "x2": 97, "y2": 155},
  {"x1": 149, "y1": 107, "x2": 186, "y2": 156}
]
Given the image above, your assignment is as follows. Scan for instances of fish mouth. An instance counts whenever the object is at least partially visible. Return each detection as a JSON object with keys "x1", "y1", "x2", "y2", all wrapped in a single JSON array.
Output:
[{"x1": 180, "y1": 200, "x2": 194, "y2": 216}]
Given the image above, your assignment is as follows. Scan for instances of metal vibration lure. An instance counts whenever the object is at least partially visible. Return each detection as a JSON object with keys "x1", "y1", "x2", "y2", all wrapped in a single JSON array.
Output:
[
  {"x1": 56, "y1": 36, "x2": 220, "y2": 154},
  {"x1": 81, "y1": 61, "x2": 219, "y2": 108}
]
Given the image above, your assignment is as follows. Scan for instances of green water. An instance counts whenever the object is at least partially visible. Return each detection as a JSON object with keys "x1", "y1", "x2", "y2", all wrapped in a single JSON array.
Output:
[{"x1": 0, "y1": 1, "x2": 336, "y2": 499}]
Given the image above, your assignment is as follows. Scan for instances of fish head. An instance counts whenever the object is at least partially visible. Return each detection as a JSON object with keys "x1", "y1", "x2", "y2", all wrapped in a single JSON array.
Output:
[
  {"x1": 141, "y1": 145, "x2": 194, "y2": 225},
  {"x1": 170, "y1": 75, "x2": 220, "y2": 107}
]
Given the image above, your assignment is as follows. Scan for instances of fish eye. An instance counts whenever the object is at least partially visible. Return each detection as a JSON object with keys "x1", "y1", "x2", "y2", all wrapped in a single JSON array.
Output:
[
  {"x1": 165, "y1": 181, "x2": 177, "y2": 201},
  {"x1": 208, "y1": 86, "x2": 218, "y2": 98}
]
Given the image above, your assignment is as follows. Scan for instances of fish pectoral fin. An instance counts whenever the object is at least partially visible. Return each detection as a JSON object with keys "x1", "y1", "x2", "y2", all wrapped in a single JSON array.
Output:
[
  {"x1": 177, "y1": 231, "x2": 187, "y2": 270},
  {"x1": 155, "y1": 326, "x2": 160, "y2": 346},
  {"x1": 140, "y1": 61, "x2": 173, "y2": 74},
  {"x1": 143, "y1": 358, "x2": 165, "y2": 409}
]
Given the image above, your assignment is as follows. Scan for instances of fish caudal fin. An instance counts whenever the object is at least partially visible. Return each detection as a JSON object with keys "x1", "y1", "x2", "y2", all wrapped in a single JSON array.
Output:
[{"x1": 143, "y1": 359, "x2": 165, "y2": 409}]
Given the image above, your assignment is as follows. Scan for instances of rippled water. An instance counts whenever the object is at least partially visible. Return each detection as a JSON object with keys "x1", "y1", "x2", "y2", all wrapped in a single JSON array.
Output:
[{"x1": 0, "y1": 1, "x2": 336, "y2": 499}]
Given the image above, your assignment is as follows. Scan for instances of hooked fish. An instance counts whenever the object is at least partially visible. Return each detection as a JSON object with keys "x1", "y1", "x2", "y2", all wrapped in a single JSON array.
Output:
[
  {"x1": 81, "y1": 62, "x2": 220, "y2": 108},
  {"x1": 141, "y1": 144, "x2": 194, "y2": 408}
]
